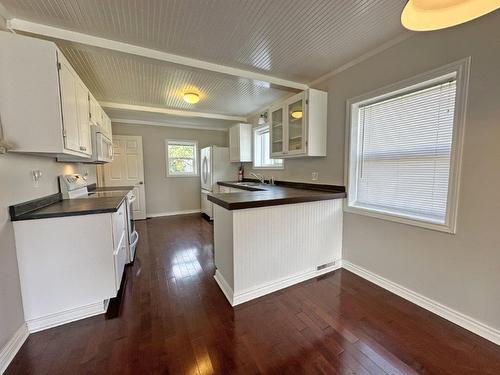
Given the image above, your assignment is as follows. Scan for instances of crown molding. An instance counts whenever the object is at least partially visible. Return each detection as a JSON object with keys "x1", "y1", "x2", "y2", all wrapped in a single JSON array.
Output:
[{"x1": 309, "y1": 32, "x2": 414, "y2": 87}]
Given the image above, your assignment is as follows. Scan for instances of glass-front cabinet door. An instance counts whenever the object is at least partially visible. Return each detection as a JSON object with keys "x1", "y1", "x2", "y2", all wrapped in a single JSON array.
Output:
[
  {"x1": 270, "y1": 106, "x2": 284, "y2": 156},
  {"x1": 286, "y1": 95, "x2": 306, "y2": 155}
]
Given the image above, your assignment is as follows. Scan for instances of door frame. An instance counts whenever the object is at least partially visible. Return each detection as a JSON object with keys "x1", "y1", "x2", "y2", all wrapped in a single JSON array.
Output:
[{"x1": 98, "y1": 135, "x2": 147, "y2": 220}]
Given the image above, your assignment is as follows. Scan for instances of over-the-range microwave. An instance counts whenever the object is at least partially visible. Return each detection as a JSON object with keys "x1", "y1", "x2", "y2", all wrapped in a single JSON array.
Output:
[{"x1": 92, "y1": 126, "x2": 113, "y2": 163}]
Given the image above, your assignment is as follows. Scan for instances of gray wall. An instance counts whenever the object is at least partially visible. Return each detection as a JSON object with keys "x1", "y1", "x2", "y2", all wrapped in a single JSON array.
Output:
[
  {"x1": 112, "y1": 123, "x2": 228, "y2": 216},
  {"x1": 248, "y1": 11, "x2": 500, "y2": 331},
  {"x1": 0, "y1": 153, "x2": 96, "y2": 349}
]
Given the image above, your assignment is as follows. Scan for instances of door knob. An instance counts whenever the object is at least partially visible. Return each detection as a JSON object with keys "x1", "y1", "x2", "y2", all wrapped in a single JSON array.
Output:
[{"x1": 138, "y1": 181, "x2": 144, "y2": 185}]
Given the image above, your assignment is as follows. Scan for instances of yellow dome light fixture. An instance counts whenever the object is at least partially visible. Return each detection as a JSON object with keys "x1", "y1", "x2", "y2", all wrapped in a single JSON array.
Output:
[
  {"x1": 183, "y1": 92, "x2": 200, "y2": 104},
  {"x1": 291, "y1": 110, "x2": 303, "y2": 119},
  {"x1": 401, "y1": 0, "x2": 500, "y2": 31}
]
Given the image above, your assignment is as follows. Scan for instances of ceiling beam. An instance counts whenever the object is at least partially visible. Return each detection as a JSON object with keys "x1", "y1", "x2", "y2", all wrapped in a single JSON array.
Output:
[
  {"x1": 101, "y1": 102, "x2": 247, "y2": 122},
  {"x1": 111, "y1": 118, "x2": 229, "y2": 132},
  {"x1": 7, "y1": 18, "x2": 308, "y2": 91}
]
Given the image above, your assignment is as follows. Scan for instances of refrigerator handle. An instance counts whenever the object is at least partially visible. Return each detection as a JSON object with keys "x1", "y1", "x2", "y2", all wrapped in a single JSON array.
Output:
[{"x1": 202, "y1": 157, "x2": 208, "y2": 183}]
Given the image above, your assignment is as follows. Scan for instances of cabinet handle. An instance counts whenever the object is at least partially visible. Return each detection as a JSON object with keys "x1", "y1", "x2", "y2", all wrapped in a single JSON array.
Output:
[{"x1": 80, "y1": 146, "x2": 87, "y2": 151}]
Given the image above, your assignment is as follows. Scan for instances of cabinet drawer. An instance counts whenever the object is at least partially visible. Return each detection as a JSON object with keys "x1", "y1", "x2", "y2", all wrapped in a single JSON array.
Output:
[{"x1": 112, "y1": 203, "x2": 126, "y2": 250}]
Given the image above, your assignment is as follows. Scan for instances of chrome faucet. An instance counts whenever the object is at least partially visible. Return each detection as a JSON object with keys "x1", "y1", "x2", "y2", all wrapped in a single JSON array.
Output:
[{"x1": 250, "y1": 172, "x2": 265, "y2": 184}]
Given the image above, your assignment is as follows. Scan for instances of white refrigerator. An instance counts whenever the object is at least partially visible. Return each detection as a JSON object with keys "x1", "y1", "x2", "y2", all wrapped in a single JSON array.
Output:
[{"x1": 200, "y1": 146, "x2": 239, "y2": 220}]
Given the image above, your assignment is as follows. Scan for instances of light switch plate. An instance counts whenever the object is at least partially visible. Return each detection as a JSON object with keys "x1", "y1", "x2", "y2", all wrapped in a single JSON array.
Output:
[{"x1": 312, "y1": 172, "x2": 319, "y2": 181}]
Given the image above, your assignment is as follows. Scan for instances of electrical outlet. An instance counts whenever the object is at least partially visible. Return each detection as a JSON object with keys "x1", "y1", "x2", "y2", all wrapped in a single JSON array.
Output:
[
  {"x1": 32, "y1": 169, "x2": 43, "y2": 187},
  {"x1": 312, "y1": 172, "x2": 319, "y2": 181}
]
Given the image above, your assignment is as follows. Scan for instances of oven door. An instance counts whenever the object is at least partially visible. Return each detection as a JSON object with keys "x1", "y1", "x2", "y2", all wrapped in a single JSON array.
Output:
[{"x1": 127, "y1": 192, "x2": 139, "y2": 262}]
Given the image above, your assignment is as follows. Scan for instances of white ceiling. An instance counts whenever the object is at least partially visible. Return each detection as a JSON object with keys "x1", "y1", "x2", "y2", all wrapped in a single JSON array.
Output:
[
  {"x1": 57, "y1": 42, "x2": 293, "y2": 116},
  {"x1": 1, "y1": 0, "x2": 411, "y2": 129}
]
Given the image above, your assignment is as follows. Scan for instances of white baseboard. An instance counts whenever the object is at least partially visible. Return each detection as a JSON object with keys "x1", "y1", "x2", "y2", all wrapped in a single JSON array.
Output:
[
  {"x1": 215, "y1": 262, "x2": 342, "y2": 307},
  {"x1": 0, "y1": 323, "x2": 29, "y2": 374},
  {"x1": 27, "y1": 301, "x2": 106, "y2": 333},
  {"x1": 214, "y1": 270, "x2": 234, "y2": 305},
  {"x1": 147, "y1": 209, "x2": 201, "y2": 218},
  {"x1": 342, "y1": 261, "x2": 500, "y2": 346}
]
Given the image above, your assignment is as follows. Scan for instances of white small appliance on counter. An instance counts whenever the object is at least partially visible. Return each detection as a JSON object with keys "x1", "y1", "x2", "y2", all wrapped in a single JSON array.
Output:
[
  {"x1": 200, "y1": 146, "x2": 239, "y2": 220},
  {"x1": 59, "y1": 174, "x2": 139, "y2": 263}
]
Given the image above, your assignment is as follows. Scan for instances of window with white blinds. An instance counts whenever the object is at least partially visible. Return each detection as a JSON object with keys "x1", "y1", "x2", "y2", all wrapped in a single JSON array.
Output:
[{"x1": 347, "y1": 61, "x2": 468, "y2": 232}]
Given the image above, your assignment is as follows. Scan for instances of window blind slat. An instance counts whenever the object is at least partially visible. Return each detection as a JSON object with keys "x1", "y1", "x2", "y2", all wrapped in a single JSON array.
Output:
[{"x1": 356, "y1": 79, "x2": 457, "y2": 223}]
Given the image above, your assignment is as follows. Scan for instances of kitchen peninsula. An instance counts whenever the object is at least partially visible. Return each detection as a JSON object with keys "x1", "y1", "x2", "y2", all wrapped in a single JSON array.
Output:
[{"x1": 208, "y1": 180, "x2": 346, "y2": 306}]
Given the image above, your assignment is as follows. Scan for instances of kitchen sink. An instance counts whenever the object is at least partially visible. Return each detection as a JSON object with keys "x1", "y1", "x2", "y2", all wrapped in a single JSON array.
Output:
[{"x1": 234, "y1": 182, "x2": 262, "y2": 186}]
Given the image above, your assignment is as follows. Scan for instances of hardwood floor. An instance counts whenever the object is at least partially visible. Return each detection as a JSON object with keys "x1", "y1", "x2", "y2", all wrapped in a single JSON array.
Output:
[{"x1": 6, "y1": 214, "x2": 500, "y2": 374}]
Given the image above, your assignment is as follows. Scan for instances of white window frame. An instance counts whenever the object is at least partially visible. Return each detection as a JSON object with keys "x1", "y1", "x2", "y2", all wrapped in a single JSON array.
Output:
[
  {"x1": 165, "y1": 139, "x2": 199, "y2": 177},
  {"x1": 345, "y1": 58, "x2": 470, "y2": 233},
  {"x1": 253, "y1": 125, "x2": 284, "y2": 170}
]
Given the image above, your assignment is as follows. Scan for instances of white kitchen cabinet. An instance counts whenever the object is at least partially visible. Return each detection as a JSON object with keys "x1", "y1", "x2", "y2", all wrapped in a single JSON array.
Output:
[
  {"x1": 89, "y1": 94, "x2": 102, "y2": 127},
  {"x1": 75, "y1": 78, "x2": 92, "y2": 155},
  {"x1": 102, "y1": 112, "x2": 113, "y2": 139},
  {"x1": 90, "y1": 94, "x2": 113, "y2": 141},
  {"x1": 12, "y1": 202, "x2": 128, "y2": 332},
  {"x1": 229, "y1": 123, "x2": 253, "y2": 162},
  {"x1": 269, "y1": 89, "x2": 327, "y2": 158},
  {"x1": 0, "y1": 32, "x2": 93, "y2": 157}
]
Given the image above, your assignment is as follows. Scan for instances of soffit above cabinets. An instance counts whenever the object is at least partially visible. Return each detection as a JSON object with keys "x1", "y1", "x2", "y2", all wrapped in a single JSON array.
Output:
[{"x1": 3, "y1": 0, "x2": 408, "y2": 83}]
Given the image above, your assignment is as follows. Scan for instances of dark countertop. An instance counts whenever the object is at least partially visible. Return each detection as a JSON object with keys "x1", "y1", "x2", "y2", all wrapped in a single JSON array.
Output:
[
  {"x1": 90, "y1": 185, "x2": 135, "y2": 192},
  {"x1": 10, "y1": 185, "x2": 133, "y2": 221},
  {"x1": 208, "y1": 180, "x2": 346, "y2": 210}
]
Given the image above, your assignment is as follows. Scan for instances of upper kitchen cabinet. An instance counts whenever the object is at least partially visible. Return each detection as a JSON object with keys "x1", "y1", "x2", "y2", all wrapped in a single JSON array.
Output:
[
  {"x1": 0, "y1": 33, "x2": 92, "y2": 157},
  {"x1": 229, "y1": 123, "x2": 253, "y2": 162},
  {"x1": 269, "y1": 89, "x2": 327, "y2": 158},
  {"x1": 90, "y1": 95, "x2": 113, "y2": 139}
]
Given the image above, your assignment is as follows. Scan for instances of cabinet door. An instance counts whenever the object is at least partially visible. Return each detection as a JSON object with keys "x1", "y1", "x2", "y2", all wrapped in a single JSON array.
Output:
[
  {"x1": 286, "y1": 95, "x2": 306, "y2": 155},
  {"x1": 89, "y1": 95, "x2": 101, "y2": 126},
  {"x1": 58, "y1": 59, "x2": 80, "y2": 153},
  {"x1": 270, "y1": 106, "x2": 285, "y2": 156},
  {"x1": 105, "y1": 114, "x2": 113, "y2": 139},
  {"x1": 75, "y1": 79, "x2": 92, "y2": 155},
  {"x1": 229, "y1": 126, "x2": 239, "y2": 162}
]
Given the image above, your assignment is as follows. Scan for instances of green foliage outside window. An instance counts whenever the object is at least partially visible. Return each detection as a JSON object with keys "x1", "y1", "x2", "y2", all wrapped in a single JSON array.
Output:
[{"x1": 167, "y1": 143, "x2": 197, "y2": 175}]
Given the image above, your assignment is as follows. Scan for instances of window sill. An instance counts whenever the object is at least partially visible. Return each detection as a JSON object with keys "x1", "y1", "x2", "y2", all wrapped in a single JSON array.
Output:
[{"x1": 344, "y1": 204, "x2": 456, "y2": 234}]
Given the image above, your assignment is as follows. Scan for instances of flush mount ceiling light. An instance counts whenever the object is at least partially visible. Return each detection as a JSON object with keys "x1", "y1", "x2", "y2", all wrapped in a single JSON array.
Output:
[
  {"x1": 401, "y1": 0, "x2": 500, "y2": 31},
  {"x1": 183, "y1": 92, "x2": 200, "y2": 104},
  {"x1": 291, "y1": 110, "x2": 303, "y2": 119}
]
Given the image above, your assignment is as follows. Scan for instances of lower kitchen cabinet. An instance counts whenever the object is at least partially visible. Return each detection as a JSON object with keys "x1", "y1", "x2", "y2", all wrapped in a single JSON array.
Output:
[{"x1": 12, "y1": 202, "x2": 128, "y2": 332}]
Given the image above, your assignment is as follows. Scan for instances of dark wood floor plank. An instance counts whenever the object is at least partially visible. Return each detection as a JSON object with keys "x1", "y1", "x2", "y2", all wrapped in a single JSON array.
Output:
[{"x1": 5, "y1": 214, "x2": 500, "y2": 374}]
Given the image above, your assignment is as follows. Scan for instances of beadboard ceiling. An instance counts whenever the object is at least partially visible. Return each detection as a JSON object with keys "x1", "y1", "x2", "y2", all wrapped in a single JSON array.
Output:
[
  {"x1": 1, "y1": 0, "x2": 410, "y2": 128},
  {"x1": 57, "y1": 42, "x2": 292, "y2": 117}
]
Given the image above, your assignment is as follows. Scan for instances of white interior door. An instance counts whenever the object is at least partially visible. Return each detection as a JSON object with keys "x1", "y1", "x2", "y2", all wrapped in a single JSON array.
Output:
[{"x1": 101, "y1": 135, "x2": 147, "y2": 220}]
